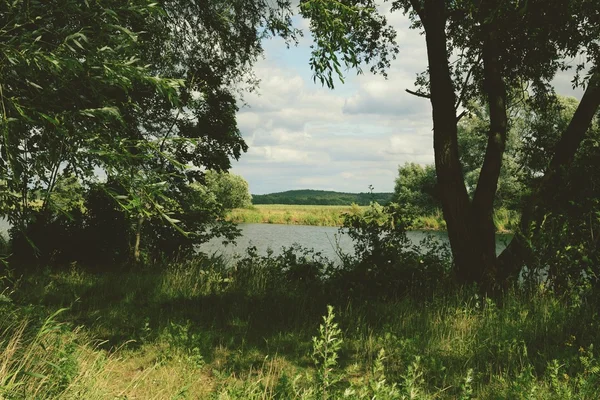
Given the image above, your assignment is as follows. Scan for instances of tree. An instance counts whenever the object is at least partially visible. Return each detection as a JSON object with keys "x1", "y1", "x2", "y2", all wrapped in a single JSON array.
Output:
[
  {"x1": 393, "y1": 163, "x2": 439, "y2": 214},
  {"x1": 456, "y1": 102, "x2": 525, "y2": 211},
  {"x1": 0, "y1": 0, "x2": 181, "y2": 227},
  {"x1": 301, "y1": 0, "x2": 600, "y2": 289},
  {"x1": 1, "y1": 0, "x2": 299, "y2": 263},
  {"x1": 202, "y1": 170, "x2": 252, "y2": 210},
  {"x1": 113, "y1": 0, "x2": 298, "y2": 261}
]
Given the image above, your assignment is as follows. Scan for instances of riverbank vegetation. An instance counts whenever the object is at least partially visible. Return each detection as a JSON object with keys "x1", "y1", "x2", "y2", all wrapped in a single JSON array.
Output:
[
  {"x1": 227, "y1": 204, "x2": 363, "y2": 226},
  {"x1": 3, "y1": 218, "x2": 600, "y2": 398},
  {"x1": 0, "y1": 189, "x2": 591, "y2": 399},
  {"x1": 3, "y1": 198, "x2": 598, "y2": 398},
  {"x1": 227, "y1": 204, "x2": 519, "y2": 233}
]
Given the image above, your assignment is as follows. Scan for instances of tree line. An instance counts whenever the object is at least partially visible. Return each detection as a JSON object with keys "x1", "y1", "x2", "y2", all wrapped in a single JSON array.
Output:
[{"x1": 252, "y1": 190, "x2": 393, "y2": 206}]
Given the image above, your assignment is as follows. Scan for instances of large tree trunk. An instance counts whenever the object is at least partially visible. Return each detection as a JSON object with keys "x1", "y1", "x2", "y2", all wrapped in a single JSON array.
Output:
[
  {"x1": 416, "y1": 0, "x2": 599, "y2": 290},
  {"x1": 423, "y1": 0, "x2": 505, "y2": 287}
]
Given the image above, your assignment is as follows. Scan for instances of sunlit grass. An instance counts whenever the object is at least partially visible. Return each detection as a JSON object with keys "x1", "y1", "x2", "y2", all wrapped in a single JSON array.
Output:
[
  {"x1": 230, "y1": 205, "x2": 519, "y2": 233},
  {"x1": 227, "y1": 204, "x2": 365, "y2": 226}
]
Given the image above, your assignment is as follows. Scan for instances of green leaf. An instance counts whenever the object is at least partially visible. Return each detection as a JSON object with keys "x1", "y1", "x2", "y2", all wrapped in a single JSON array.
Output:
[{"x1": 26, "y1": 80, "x2": 43, "y2": 90}]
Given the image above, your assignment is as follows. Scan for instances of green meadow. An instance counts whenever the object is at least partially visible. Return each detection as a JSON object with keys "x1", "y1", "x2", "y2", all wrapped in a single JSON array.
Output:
[{"x1": 227, "y1": 204, "x2": 365, "y2": 227}]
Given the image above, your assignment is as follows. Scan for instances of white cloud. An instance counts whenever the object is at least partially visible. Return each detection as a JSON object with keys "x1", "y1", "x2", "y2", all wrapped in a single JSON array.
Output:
[{"x1": 233, "y1": 44, "x2": 435, "y2": 194}]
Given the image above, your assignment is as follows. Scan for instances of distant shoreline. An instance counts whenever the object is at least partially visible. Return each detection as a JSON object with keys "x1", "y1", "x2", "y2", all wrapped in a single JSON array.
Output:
[{"x1": 226, "y1": 204, "x2": 517, "y2": 234}]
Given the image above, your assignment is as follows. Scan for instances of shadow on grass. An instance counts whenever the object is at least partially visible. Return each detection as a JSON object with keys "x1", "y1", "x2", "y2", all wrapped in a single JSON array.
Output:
[
  {"x1": 7, "y1": 262, "x2": 600, "y2": 390},
  {"x1": 11, "y1": 267, "x2": 330, "y2": 372}
]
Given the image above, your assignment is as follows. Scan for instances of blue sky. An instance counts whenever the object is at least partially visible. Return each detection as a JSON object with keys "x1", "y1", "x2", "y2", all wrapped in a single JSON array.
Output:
[{"x1": 231, "y1": 10, "x2": 583, "y2": 195}]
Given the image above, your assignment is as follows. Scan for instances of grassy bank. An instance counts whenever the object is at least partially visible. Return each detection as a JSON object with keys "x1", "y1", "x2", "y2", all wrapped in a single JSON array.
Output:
[
  {"x1": 412, "y1": 208, "x2": 519, "y2": 233},
  {"x1": 227, "y1": 204, "x2": 364, "y2": 226},
  {"x1": 228, "y1": 205, "x2": 520, "y2": 233},
  {"x1": 2, "y1": 255, "x2": 599, "y2": 399}
]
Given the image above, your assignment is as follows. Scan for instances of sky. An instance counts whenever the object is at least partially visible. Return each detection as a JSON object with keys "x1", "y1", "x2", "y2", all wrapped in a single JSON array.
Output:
[{"x1": 231, "y1": 9, "x2": 584, "y2": 195}]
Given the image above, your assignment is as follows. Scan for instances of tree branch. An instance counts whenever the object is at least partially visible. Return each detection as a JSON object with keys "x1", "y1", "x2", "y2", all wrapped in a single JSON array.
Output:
[
  {"x1": 472, "y1": 34, "x2": 508, "y2": 213},
  {"x1": 405, "y1": 88, "x2": 431, "y2": 99},
  {"x1": 409, "y1": 0, "x2": 425, "y2": 22},
  {"x1": 454, "y1": 53, "x2": 482, "y2": 110}
]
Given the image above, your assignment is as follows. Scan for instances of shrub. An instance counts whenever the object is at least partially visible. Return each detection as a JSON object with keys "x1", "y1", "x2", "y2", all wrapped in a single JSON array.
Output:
[{"x1": 334, "y1": 202, "x2": 453, "y2": 299}]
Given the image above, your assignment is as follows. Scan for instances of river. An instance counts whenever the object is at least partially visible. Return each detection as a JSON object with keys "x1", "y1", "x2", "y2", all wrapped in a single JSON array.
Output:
[
  {"x1": 0, "y1": 218, "x2": 9, "y2": 239},
  {"x1": 0, "y1": 219, "x2": 512, "y2": 261},
  {"x1": 199, "y1": 223, "x2": 512, "y2": 262}
]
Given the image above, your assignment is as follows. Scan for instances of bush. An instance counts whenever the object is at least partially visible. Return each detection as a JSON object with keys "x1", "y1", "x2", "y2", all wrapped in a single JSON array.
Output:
[{"x1": 333, "y1": 202, "x2": 453, "y2": 299}]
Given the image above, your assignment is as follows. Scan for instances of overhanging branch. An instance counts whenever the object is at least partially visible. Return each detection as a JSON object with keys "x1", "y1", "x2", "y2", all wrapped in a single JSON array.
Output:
[{"x1": 405, "y1": 88, "x2": 431, "y2": 99}]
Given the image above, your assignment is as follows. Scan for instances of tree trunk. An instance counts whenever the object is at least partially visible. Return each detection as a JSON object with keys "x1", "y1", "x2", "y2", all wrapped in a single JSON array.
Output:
[
  {"x1": 134, "y1": 214, "x2": 144, "y2": 264},
  {"x1": 416, "y1": 0, "x2": 600, "y2": 290},
  {"x1": 471, "y1": 29, "x2": 509, "y2": 288},
  {"x1": 423, "y1": 0, "x2": 501, "y2": 286}
]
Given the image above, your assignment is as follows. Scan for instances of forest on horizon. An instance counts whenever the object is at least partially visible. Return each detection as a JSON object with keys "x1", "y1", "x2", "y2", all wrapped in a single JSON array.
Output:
[{"x1": 251, "y1": 189, "x2": 394, "y2": 206}]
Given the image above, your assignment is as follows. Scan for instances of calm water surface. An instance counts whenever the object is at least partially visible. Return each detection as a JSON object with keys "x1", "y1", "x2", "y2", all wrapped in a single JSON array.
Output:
[
  {"x1": 199, "y1": 223, "x2": 512, "y2": 261},
  {"x1": 0, "y1": 218, "x2": 512, "y2": 260}
]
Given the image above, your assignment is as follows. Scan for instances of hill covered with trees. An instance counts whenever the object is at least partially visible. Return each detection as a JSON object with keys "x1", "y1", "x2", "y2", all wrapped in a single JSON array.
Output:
[{"x1": 252, "y1": 189, "x2": 393, "y2": 206}]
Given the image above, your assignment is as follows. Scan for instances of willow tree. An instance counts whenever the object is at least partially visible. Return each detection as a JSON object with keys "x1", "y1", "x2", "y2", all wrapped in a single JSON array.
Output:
[
  {"x1": 1, "y1": 0, "x2": 298, "y2": 261},
  {"x1": 301, "y1": 0, "x2": 600, "y2": 288}
]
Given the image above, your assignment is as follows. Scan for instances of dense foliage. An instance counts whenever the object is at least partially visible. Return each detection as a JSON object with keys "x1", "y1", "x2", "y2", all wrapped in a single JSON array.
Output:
[
  {"x1": 393, "y1": 163, "x2": 439, "y2": 214},
  {"x1": 9, "y1": 171, "x2": 252, "y2": 266},
  {"x1": 202, "y1": 170, "x2": 252, "y2": 210},
  {"x1": 0, "y1": 0, "x2": 293, "y2": 265}
]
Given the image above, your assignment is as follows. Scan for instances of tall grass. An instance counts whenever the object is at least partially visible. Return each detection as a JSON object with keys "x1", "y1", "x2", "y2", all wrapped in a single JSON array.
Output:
[
  {"x1": 2, "y1": 253, "x2": 600, "y2": 398},
  {"x1": 493, "y1": 207, "x2": 520, "y2": 233},
  {"x1": 413, "y1": 209, "x2": 447, "y2": 231},
  {"x1": 227, "y1": 204, "x2": 363, "y2": 226},
  {"x1": 0, "y1": 308, "x2": 114, "y2": 399}
]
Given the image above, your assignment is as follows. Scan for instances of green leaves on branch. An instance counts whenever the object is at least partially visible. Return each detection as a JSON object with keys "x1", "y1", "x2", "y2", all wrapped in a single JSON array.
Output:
[
  {"x1": 1, "y1": 0, "x2": 299, "y2": 261},
  {"x1": 300, "y1": 0, "x2": 398, "y2": 88}
]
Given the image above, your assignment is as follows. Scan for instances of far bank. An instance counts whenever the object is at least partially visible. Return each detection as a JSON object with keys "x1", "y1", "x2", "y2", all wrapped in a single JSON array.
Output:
[{"x1": 226, "y1": 204, "x2": 518, "y2": 233}]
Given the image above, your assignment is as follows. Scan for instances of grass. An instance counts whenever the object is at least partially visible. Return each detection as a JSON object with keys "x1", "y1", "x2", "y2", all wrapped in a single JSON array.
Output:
[
  {"x1": 227, "y1": 204, "x2": 364, "y2": 226},
  {"x1": 229, "y1": 205, "x2": 520, "y2": 233},
  {"x1": 2, "y1": 253, "x2": 600, "y2": 399},
  {"x1": 493, "y1": 208, "x2": 521, "y2": 233}
]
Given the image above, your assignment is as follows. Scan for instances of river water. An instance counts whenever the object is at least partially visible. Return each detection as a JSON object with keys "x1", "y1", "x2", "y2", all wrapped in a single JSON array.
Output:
[
  {"x1": 0, "y1": 218, "x2": 9, "y2": 239},
  {"x1": 199, "y1": 223, "x2": 512, "y2": 261},
  {"x1": 0, "y1": 218, "x2": 512, "y2": 261}
]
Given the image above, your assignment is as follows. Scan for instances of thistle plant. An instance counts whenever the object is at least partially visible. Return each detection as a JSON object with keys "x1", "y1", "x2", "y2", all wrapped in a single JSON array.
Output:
[{"x1": 312, "y1": 305, "x2": 343, "y2": 400}]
